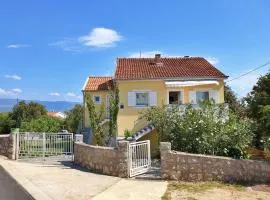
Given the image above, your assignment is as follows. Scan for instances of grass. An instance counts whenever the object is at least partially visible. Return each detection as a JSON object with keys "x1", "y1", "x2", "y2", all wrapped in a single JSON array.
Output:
[{"x1": 162, "y1": 181, "x2": 245, "y2": 200}]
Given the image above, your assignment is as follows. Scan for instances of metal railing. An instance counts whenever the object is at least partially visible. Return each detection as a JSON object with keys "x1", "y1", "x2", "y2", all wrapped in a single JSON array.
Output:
[
  {"x1": 129, "y1": 140, "x2": 151, "y2": 177},
  {"x1": 18, "y1": 132, "x2": 73, "y2": 160}
]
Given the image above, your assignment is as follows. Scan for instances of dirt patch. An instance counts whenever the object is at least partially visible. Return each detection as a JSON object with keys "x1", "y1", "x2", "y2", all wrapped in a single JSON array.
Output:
[{"x1": 163, "y1": 181, "x2": 270, "y2": 200}]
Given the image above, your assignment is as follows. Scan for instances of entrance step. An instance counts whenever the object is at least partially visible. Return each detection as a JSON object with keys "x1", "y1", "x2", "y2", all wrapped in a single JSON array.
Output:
[
  {"x1": 134, "y1": 159, "x2": 162, "y2": 180},
  {"x1": 134, "y1": 167, "x2": 162, "y2": 180}
]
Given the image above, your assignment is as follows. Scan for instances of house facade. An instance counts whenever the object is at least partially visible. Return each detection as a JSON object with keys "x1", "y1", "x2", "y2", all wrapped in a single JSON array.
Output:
[{"x1": 82, "y1": 54, "x2": 228, "y2": 145}]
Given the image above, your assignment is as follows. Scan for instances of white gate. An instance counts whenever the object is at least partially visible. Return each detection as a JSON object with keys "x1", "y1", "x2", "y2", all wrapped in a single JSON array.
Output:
[
  {"x1": 18, "y1": 132, "x2": 73, "y2": 161},
  {"x1": 129, "y1": 140, "x2": 151, "y2": 177}
]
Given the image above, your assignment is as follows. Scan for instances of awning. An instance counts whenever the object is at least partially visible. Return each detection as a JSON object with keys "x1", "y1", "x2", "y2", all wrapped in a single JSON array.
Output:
[{"x1": 165, "y1": 80, "x2": 219, "y2": 87}]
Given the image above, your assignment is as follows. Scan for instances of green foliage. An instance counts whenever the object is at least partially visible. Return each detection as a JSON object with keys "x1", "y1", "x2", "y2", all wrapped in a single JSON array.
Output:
[
  {"x1": 224, "y1": 84, "x2": 247, "y2": 118},
  {"x1": 20, "y1": 116, "x2": 63, "y2": 132},
  {"x1": 124, "y1": 129, "x2": 132, "y2": 139},
  {"x1": 0, "y1": 113, "x2": 16, "y2": 134},
  {"x1": 86, "y1": 93, "x2": 106, "y2": 145},
  {"x1": 142, "y1": 103, "x2": 253, "y2": 159},
  {"x1": 245, "y1": 72, "x2": 270, "y2": 149},
  {"x1": 259, "y1": 105, "x2": 270, "y2": 150},
  {"x1": 64, "y1": 104, "x2": 83, "y2": 133},
  {"x1": 109, "y1": 83, "x2": 119, "y2": 138},
  {"x1": 9, "y1": 101, "x2": 47, "y2": 127}
]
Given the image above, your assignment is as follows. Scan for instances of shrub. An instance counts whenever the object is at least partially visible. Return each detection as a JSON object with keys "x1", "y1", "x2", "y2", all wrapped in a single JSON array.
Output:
[
  {"x1": 124, "y1": 129, "x2": 132, "y2": 139},
  {"x1": 20, "y1": 116, "x2": 63, "y2": 132},
  {"x1": 142, "y1": 102, "x2": 253, "y2": 159}
]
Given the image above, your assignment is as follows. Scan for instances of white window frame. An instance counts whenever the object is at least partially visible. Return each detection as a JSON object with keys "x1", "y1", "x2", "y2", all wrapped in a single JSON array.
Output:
[
  {"x1": 93, "y1": 95, "x2": 101, "y2": 104},
  {"x1": 135, "y1": 92, "x2": 149, "y2": 107},
  {"x1": 166, "y1": 89, "x2": 184, "y2": 105},
  {"x1": 195, "y1": 89, "x2": 210, "y2": 103}
]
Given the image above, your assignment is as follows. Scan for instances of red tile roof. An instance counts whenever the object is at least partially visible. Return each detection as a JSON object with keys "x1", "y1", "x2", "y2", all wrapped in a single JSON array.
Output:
[
  {"x1": 84, "y1": 76, "x2": 113, "y2": 91},
  {"x1": 115, "y1": 57, "x2": 227, "y2": 80}
]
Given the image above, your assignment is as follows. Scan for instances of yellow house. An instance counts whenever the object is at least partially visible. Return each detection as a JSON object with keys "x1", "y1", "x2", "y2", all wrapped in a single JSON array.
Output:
[{"x1": 82, "y1": 54, "x2": 228, "y2": 150}]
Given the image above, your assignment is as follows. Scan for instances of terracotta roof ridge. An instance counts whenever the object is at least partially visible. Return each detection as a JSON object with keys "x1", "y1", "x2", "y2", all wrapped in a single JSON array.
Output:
[{"x1": 117, "y1": 56, "x2": 204, "y2": 59}]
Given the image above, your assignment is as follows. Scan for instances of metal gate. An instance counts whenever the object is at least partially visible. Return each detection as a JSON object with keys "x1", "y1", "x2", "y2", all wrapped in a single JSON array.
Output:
[
  {"x1": 128, "y1": 140, "x2": 151, "y2": 177},
  {"x1": 18, "y1": 132, "x2": 74, "y2": 161}
]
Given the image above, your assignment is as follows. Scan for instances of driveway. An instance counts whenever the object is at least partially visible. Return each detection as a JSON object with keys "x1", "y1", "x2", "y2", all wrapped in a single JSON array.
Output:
[
  {"x1": 0, "y1": 156, "x2": 167, "y2": 200},
  {"x1": 0, "y1": 166, "x2": 33, "y2": 200}
]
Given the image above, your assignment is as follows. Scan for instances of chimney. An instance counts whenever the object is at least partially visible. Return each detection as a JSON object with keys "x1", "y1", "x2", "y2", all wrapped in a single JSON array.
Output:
[{"x1": 155, "y1": 54, "x2": 161, "y2": 59}]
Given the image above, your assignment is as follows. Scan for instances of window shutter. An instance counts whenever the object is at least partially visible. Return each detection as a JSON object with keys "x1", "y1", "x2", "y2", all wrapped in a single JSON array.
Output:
[
  {"x1": 209, "y1": 90, "x2": 219, "y2": 103},
  {"x1": 149, "y1": 91, "x2": 157, "y2": 106},
  {"x1": 189, "y1": 91, "x2": 196, "y2": 104},
  {"x1": 128, "y1": 92, "x2": 136, "y2": 106}
]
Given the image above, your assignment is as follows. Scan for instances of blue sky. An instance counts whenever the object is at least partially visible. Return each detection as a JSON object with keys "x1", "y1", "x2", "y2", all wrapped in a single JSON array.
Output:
[{"x1": 0, "y1": 0, "x2": 270, "y2": 102}]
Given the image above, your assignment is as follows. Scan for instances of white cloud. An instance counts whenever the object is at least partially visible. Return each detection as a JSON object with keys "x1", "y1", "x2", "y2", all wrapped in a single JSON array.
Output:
[
  {"x1": 0, "y1": 88, "x2": 22, "y2": 96},
  {"x1": 48, "y1": 38, "x2": 82, "y2": 53},
  {"x1": 66, "y1": 92, "x2": 76, "y2": 97},
  {"x1": 12, "y1": 88, "x2": 22, "y2": 93},
  {"x1": 227, "y1": 68, "x2": 269, "y2": 98},
  {"x1": 4, "y1": 74, "x2": 22, "y2": 80},
  {"x1": 7, "y1": 44, "x2": 31, "y2": 48},
  {"x1": 49, "y1": 27, "x2": 122, "y2": 52},
  {"x1": 79, "y1": 27, "x2": 122, "y2": 48},
  {"x1": 49, "y1": 92, "x2": 61, "y2": 96},
  {"x1": 65, "y1": 92, "x2": 82, "y2": 100}
]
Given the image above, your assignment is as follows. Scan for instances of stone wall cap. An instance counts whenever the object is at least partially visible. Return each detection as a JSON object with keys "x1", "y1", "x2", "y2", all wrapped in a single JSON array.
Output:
[
  {"x1": 0, "y1": 134, "x2": 10, "y2": 138},
  {"x1": 171, "y1": 150, "x2": 270, "y2": 164},
  {"x1": 75, "y1": 142, "x2": 115, "y2": 150}
]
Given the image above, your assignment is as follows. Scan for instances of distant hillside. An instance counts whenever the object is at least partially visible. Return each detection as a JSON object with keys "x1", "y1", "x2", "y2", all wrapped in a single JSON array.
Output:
[{"x1": 0, "y1": 98, "x2": 81, "y2": 112}]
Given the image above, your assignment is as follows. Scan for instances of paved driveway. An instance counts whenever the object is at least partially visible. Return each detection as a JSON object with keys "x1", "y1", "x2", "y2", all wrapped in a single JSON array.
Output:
[
  {"x1": 0, "y1": 156, "x2": 167, "y2": 200},
  {"x1": 0, "y1": 166, "x2": 32, "y2": 200}
]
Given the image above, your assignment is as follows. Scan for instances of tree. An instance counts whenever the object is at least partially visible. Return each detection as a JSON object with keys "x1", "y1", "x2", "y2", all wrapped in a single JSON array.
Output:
[
  {"x1": 257, "y1": 105, "x2": 270, "y2": 150},
  {"x1": 64, "y1": 104, "x2": 83, "y2": 133},
  {"x1": 245, "y1": 71, "x2": 270, "y2": 149},
  {"x1": 108, "y1": 83, "x2": 119, "y2": 140},
  {"x1": 9, "y1": 101, "x2": 47, "y2": 127},
  {"x1": 224, "y1": 84, "x2": 246, "y2": 118},
  {"x1": 0, "y1": 113, "x2": 16, "y2": 134},
  {"x1": 20, "y1": 116, "x2": 63, "y2": 132}
]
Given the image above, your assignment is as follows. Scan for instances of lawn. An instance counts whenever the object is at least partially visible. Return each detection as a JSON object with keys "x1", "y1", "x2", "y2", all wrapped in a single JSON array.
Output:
[{"x1": 162, "y1": 181, "x2": 270, "y2": 200}]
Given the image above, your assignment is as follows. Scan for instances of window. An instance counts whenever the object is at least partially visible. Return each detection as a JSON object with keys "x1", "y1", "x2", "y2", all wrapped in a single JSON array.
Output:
[
  {"x1": 136, "y1": 92, "x2": 149, "y2": 106},
  {"x1": 169, "y1": 91, "x2": 182, "y2": 104},
  {"x1": 196, "y1": 91, "x2": 209, "y2": 102},
  {"x1": 93, "y1": 95, "x2": 101, "y2": 104}
]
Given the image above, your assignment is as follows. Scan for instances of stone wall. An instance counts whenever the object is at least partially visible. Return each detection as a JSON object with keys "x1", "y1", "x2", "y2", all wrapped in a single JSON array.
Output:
[
  {"x1": 74, "y1": 141, "x2": 129, "y2": 178},
  {"x1": 0, "y1": 134, "x2": 16, "y2": 159},
  {"x1": 160, "y1": 142, "x2": 270, "y2": 183}
]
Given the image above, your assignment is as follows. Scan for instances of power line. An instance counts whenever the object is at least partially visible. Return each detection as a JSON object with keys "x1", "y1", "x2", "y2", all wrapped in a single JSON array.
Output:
[{"x1": 226, "y1": 61, "x2": 270, "y2": 83}]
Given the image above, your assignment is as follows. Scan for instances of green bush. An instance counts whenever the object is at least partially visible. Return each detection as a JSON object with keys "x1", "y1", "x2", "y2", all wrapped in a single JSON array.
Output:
[
  {"x1": 124, "y1": 129, "x2": 132, "y2": 139},
  {"x1": 142, "y1": 102, "x2": 253, "y2": 159},
  {"x1": 20, "y1": 116, "x2": 63, "y2": 132}
]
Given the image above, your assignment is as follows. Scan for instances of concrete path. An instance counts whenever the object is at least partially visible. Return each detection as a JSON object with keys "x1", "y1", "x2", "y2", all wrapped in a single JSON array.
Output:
[
  {"x1": 0, "y1": 156, "x2": 167, "y2": 200},
  {"x1": 0, "y1": 166, "x2": 33, "y2": 200}
]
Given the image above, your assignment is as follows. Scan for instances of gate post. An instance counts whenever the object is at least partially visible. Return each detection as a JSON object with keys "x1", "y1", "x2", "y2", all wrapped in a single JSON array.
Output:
[
  {"x1": 42, "y1": 132, "x2": 46, "y2": 160},
  {"x1": 147, "y1": 140, "x2": 151, "y2": 166}
]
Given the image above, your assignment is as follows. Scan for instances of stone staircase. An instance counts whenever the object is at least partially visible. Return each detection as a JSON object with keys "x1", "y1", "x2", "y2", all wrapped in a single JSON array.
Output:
[{"x1": 130, "y1": 124, "x2": 155, "y2": 141}]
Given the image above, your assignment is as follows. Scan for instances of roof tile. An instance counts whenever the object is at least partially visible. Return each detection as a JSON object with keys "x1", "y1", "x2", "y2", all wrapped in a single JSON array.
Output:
[
  {"x1": 115, "y1": 57, "x2": 227, "y2": 80},
  {"x1": 84, "y1": 76, "x2": 113, "y2": 91}
]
